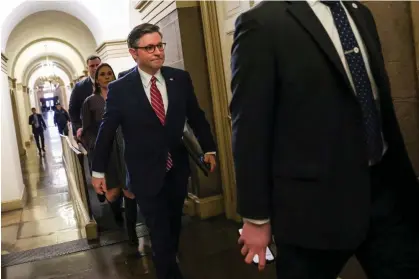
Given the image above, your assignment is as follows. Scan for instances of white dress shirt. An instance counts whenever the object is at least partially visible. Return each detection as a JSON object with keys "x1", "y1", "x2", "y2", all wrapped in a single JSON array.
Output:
[{"x1": 245, "y1": 0, "x2": 386, "y2": 225}]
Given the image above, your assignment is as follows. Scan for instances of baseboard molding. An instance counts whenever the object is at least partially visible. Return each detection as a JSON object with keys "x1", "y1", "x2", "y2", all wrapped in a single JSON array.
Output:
[
  {"x1": 184, "y1": 194, "x2": 224, "y2": 219},
  {"x1": 1, "y1": 186, "x2": 27, "y2": 212}
]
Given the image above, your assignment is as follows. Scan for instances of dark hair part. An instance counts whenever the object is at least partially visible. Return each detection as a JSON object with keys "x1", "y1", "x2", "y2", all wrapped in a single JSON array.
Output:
[
  {"x1": 127, "y1": 23, "x2": 163, "y2": 48},
  {"x1": 86, "y1": 55, "x2": 101, "y2": 64},
  {"x1": 93, "y1": 63, "x2": 116, "y2": 95}
]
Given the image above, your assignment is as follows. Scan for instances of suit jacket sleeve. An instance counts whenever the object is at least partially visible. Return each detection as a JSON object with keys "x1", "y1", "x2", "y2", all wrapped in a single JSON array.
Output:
[
  {"x1": 91, "y1": 83, "x2": 121, "y2": 173},
  {"x1": 184, "y1": 72, "x2": 216, "y2": 153},
  {"x1": 230, "y1": 13, "x2": 276, "y2": 220},
  {"x1": 69, "y1": 83, "x2": 84, "y2": 130},
  {"x1": 39, "y1": 114, "x2": 47, "y2": 129},
  {"x1": 28, "y1": 115, "x2": 33, "y2": 125}
]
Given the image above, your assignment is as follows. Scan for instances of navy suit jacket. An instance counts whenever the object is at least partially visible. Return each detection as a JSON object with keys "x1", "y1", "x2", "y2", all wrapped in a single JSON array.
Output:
[
  {"x1": 69, "y1": 77, "x2": 94, "y2": 130},
  {"x1": 117, "y1": 66, "x2": 136, "y2": 79},
  {"x1": 92, "y1": 66, "x2": 216, "y2": 197}
]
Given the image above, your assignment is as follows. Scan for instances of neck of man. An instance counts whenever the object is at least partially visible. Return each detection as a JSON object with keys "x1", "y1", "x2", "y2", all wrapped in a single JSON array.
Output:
[{"x1": 139, "y1": 64, "x2": 159, "y2": 76}]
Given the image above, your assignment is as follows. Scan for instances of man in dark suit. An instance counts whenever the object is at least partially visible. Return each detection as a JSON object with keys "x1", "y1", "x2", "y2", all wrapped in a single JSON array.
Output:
[
  {"x1": 91, "y1": 23, "x2": 217, "y2": 279},
  {"x1": 69, "y1": 55, "x2": 101, "y2": 138},
  {"x1": 53, "y1": 103, "x2": 70, "y2": 135},
  {"x1": 28, "y1": 107, "x2": 47, "y2": 155},
  {"x1": 231, "y1": 1, "x2": 419, "y2": 277}
]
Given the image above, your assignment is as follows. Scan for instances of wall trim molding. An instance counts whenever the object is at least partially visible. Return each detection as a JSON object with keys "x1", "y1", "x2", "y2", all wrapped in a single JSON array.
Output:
[
  {"x1": 200, "y1": 1, "x2": 239, "y2": 221},
  {"x1": 96, "y1": 40, "x2": 131, "y2": 61},
  {"x1": 2, "y1": 52, "x2": 8, "y2": 73},
  {"x1": 1, "y1": 186, "x2": 27, "y2": 212},
  {"x1": 95, "y1": 40, "x2": 127, "y2": 53}
]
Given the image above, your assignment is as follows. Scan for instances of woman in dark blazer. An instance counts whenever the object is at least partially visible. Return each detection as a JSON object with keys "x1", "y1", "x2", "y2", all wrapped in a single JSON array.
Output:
[{"x1": 81, "y1": 63, "x2": 138, "y2": 245}]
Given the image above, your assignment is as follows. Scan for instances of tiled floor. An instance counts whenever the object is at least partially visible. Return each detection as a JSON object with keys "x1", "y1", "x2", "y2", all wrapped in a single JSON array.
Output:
[{"x1": 1, "y1": 110, "x2": 83, "y2": 254}]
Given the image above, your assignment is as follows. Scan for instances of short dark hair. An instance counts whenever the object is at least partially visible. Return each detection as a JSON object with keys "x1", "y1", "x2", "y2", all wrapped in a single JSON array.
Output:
[
  {"x1": 31, "y1": 107, "x2": 36, "y2": 110},
  {"x1": 86, "y1": 55, "x2": 101, "y2": 64},
  {"x1": 127, "y1": 23, "x2": 163, "y2": 48}
]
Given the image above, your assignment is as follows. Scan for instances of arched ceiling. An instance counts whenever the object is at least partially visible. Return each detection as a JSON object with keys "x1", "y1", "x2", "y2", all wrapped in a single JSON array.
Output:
[
  {"x1": 13, "y1": 39, "x2": 85, "y2": 82},
  {"x1": 24, "y1": 57, "x2": 73, "y2": 86},
  {"x1": 28, "y1": 66, "x2": 70, "y2": 90},
  {"x1": 1, "y1": 0, "x2": 102, "y2": 53}
]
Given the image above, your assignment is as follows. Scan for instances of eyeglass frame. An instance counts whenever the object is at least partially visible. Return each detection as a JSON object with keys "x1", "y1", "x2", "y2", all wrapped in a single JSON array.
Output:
[{"x1": 131, "y1": 43, "x2": 167, "y2": 53}]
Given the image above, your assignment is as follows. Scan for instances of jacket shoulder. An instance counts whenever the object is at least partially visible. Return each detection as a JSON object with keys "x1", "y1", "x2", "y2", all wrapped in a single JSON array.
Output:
[
  {"x1": 161, "y1": 66, "x2": 190, "y2": 80},
  {"x1": 240, "y1": 0, "x2": 287, "y2": 24}
]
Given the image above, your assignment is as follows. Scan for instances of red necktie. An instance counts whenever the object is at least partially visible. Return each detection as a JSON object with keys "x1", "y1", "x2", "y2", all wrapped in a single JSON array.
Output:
[{"x1": 150, "y1": 76, "x2": 173, "y2": 171}]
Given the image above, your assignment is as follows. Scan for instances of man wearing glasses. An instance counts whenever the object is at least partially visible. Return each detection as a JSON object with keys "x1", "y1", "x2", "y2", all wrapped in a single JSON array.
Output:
[{"x1": 91, "y1": 23, "x2": 217, "y2": 279}]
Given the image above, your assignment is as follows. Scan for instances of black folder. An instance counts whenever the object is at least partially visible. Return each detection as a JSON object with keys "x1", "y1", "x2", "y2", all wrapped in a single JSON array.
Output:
[{"x1": 182, "y1": 129, "x2": 211, "y2": 177}]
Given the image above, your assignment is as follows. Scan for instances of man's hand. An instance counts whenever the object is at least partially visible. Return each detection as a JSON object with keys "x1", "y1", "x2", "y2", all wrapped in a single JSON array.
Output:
[
  {"x1": 91, "y1": 177, "x2": 107, "y2": 195},
  {"x1": 239, "y1": 221, "x2": 271, "y2": 271},
  {"x1": 76, "y1": 128, "x2": 83, "y2": 139},
  {"x1": 204, "y1": 154, "x2": 216, "y2": 172}
]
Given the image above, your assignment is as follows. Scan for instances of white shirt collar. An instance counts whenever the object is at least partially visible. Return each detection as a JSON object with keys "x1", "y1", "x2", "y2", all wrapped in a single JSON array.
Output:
[
  {"x1": 89, "y1": 76, "x2": 95, "y2": 84},
  {"x1": 138, "y1": 66, "x2": 164, "y2": 88},
  {"x1": 307, "y1": 0, "x2": 343, "y2": 7}
]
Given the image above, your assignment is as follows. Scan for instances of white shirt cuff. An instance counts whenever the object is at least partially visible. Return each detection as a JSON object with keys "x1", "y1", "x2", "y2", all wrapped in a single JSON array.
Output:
[
  {"x1": 204, "y1": 152, "x2": 216, "y2": 155},
  {"x1": 92, "y1": 171, "x2": 105, "y2": 178},
  {"x1": 243, "y1": 218, "x2": 270, "y2": 225}
]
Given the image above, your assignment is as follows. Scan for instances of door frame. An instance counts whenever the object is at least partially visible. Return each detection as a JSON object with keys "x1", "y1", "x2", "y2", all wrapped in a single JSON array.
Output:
[{"x1": 200, "y1": 1, "x2": 240, "y2": 221}]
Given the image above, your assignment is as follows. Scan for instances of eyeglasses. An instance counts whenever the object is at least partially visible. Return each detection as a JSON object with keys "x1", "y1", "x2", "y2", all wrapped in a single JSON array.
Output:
[{"x1": 133, "y1": 43, "x2": 166, "y2": 53}]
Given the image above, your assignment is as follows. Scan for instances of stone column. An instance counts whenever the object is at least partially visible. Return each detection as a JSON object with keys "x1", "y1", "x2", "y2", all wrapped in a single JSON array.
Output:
[
  {"x1": 1, "y1": 53, "x2": 26, "y2": 212},
  {"x1": 96, "y1": 40, "x2": 134, "y2": 76},
  {"x1": 364, "y1": 1, "x2": 419, "y2": 175},
  {"x1": 8, "y1": 77, "x2": 26, "y2": 156},
  {"x1": 16, "y1": 82, "x2": 31, "y2": 146}
]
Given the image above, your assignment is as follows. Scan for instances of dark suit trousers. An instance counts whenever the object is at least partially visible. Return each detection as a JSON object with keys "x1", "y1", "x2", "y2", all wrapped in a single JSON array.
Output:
[
  {"x1": 136, "y1": 168, "x2": 188, "y2": 279},
  {"x1": 275, "y1": 154, "x2": 419, "y2": 279},
  {"x1": 33, "y1": 128, "x2": 45, "y2": 151}
]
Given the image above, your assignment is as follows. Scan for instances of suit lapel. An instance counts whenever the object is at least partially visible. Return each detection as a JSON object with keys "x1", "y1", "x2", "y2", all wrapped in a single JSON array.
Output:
[
  {"x1": 160, "y1": 67, "x2": 176, "y2": 126},
  {"x1": 286, "y1": 1, "x2": 353, "y2": 91}
]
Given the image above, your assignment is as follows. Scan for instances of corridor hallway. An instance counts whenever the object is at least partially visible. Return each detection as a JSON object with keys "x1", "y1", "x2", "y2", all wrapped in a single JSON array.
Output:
[{"x1": 1, "y1": 110, "x2": 82, "y2": 254}]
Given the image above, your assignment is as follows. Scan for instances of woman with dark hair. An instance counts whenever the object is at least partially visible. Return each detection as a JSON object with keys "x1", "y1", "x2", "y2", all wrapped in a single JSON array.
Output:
[{"x1": 81, "y1": 63, "x2": 138, "y2": 245}]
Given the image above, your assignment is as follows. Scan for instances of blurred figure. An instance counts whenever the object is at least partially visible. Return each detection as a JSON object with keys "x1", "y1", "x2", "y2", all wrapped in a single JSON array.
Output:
[
  {"x1": 231, "y1": 0, "x2": 419, "y2": 277},
  {"x1": 53, "y1": 104, "x2": 70, "y2": 135},
  {"x1": 28, "y1": 107, "x2": 47, "y2": 156}
]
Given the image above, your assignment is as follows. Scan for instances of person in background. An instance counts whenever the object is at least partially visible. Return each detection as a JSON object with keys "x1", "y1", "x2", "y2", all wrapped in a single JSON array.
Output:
[
  {"x1": 53, "y1": 103, "x2": 70, "y2": 135},
  {"x1": 28, "y1": 107, "x2": 47, "y2": 155},
  {"x1": 81, "y1": 63, "x2": 138, "y2": 246},
  {"x1": 91, "y1": 23, "x2": 217, "y2": 279},
  {"x1": 69, "y1": 55, "x2": 101, "y2": 139},
  {"x1": 230, "y1": 1, "x2": 419, "y2": 278}
]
